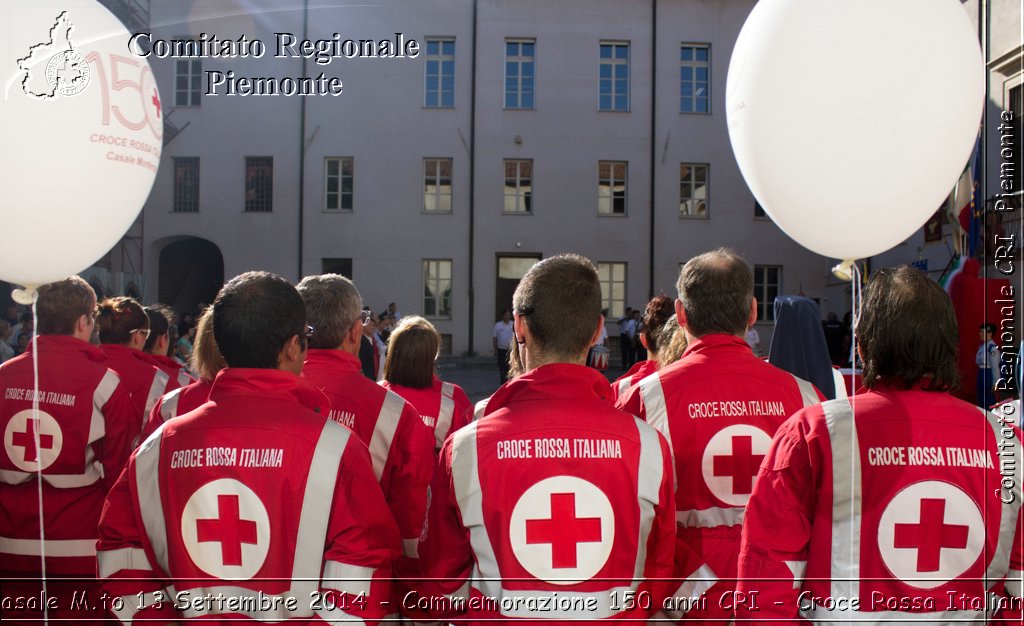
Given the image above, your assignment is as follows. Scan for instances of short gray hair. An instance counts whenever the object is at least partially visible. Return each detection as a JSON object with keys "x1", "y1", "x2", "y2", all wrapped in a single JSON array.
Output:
[{"x1": 296, "y1": 274, "x2": 362, "y2": 349}]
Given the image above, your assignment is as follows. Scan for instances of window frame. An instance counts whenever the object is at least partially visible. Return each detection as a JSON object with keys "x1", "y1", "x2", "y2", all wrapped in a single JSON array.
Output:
[
  {"x1": 423, "y1": 157, "x2": 453, "y2": 213},
  {"x1": 172, "y1": 156, "x2": 199, "y2": 213},
  {"x1": 324, "y1": 157, "x2": 354, "y2": 213},
  {"x1": 754, "y1": 265, "x2": 782, "y2": 322},
  {"x1": 680, "y1": 43, "x2": 711, "y2": 114},
  {"x1": 174, "y1": 55, "x2": 202, "y2": 107},
  {"x1": 597, "y1": 160, "x2": 628, "y2": 216},
  {"x1": 504, "y1": 38, "x2": 536, "y2": 110},
  {"x1": 424, "y1": 37, "x2": 456, "y2": 109},
  {"x1": 503, "y1": 158, "x2": 533, "y2": 215},
  {"x1": 597, "y1": 262, "x2": 627, "y2": 320},
  {"x1": 598, "y1": 41, "x2": 630, "y2": 112},
  {"x1": 679, "y1": 162, "x2": 709, "y2": 219},
  {"x1": 244, "y1": 156, "x2": 273, "y2": 213},
  {"x1": 423, "y1": 259, "x2": 453, "y2": 319}
]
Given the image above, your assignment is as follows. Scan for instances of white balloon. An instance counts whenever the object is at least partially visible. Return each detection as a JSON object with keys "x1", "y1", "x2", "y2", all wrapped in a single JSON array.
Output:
[
  {"x1": 726, "y1": 0, "x2": 984, "y2": 261},
  {"x1": 0, "y1": 0, "x2": 161, "y2": 287}
]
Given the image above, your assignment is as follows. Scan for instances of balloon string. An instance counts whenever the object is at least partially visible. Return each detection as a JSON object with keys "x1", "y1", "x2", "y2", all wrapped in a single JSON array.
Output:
[
  {"x1": 29, "y1": 292, "x2": 48, "y2": 624},
  {"x1": 849, "y1": 261, "x2": 862, "y2": 585}
]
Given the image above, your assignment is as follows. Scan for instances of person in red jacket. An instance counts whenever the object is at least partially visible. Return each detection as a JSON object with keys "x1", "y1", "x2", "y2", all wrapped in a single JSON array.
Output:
[
  {"x1": 616, "y1": 248, "x2": 823, "y2": 623},
  {"x1": 611, "y1": 295, "x2": 675, "y2": 402},
  {"x1": 0, "y1": 276, "x2": 138, "y2": 622},
  {"x1": 296, "y1": 274, "x2": 434, "y2": 560},
  {"x1": 143, "y1": 304, "x2": 194, "y2": 388},
  {"x1": 737, "y1": 265, "x2": 1024, "y2": 624},
  {"x1": 413, "y1": 254, "x2": 681, "y2": 624},
  {"x1": 97, "y1": 271, "x2": 401, "y2": 624},
  {"x1": 379, "y1": 316, "x2": 471, "y2": 452},
  {"x1": 96, "y1": 297, "x2": 177, "y2": 441},
  {"x1": 143, "y1": 306, "x2": 225, "y2": 438}
]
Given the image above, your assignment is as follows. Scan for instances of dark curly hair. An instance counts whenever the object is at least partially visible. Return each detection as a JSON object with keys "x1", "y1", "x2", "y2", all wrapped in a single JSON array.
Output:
[
  {"x1": 640, "y1": 295, "x2": 675, "y2": 354},
  {"x1": 858, "y1": 265, "x2": 958, "y2": 391}
]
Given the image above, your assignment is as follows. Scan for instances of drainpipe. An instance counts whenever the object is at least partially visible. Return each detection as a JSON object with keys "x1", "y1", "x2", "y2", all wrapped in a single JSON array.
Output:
[
  {"x1": 297, "y1": 0, "x2": 309, "y2": 280},
  {"x1": 648, "y1": 0, "x2": 657, "y2": 298},
  {"x1": 467, "y1": 0, "x2": 478, "y2": 355}
]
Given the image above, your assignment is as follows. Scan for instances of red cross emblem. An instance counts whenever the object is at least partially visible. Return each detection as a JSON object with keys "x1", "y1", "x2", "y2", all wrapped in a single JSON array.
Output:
[
  {"x1": 525, "y1": 493, "x2": 603, "y2": 569},
  {"x1": 196, "y1": 494, "x2": 258, "y2": 567},
  {"x1": 11, "y1": 418, "x2": 54, "y2": 463},
  {"x1": 702, "y1": 425, "x2": 772, "y2": 506},
  {"x1": 510, "y1": 476, "x2": 615, "y2": 584},
  {"x1": 893, "y1": 498, "x2": 969, "y2": 572},
  {"x1": 181, "y1": 479, "x2": 271, "y2": 579},
  {"x1": 151, "y1": 89, "x2": 161, "y2": 119},
  {"x1": 712, "y1": 435, "x2": 764, "y2": 495},
  {"x1": 4, "y1": 410, "x2": 63, "y2": 472},
  {"x1": 877, "y1": 480, "x2": 983, "y2": 589}
]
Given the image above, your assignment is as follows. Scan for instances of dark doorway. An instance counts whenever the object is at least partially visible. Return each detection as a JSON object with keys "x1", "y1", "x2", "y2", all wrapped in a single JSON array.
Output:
[
  {"x1": 495, "y1": 254, "x2": 541, "y2": 320},
  {"x1": 321, "y1": 258, "x2": 353, "y2": 279},
  {"x1": 158, "y1": 238, "x2": 224, "y2": 314}
]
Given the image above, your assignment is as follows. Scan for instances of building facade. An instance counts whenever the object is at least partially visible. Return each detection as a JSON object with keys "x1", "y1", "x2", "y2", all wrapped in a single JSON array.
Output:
[
  {"x1": 91, "y1": 0, "x2": 1020, "y2": 355},
  {"x1": 127, "y1": 0, "x2": 846, "y2": 355}
]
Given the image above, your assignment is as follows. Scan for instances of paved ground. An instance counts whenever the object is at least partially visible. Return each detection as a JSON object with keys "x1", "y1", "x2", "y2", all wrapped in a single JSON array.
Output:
[{"x1": 436, "y1": 355, "x2": 631, "y2": 404}]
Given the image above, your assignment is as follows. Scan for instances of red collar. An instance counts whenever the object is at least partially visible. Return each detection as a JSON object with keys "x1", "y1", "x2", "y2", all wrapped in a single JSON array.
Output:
[
  {"x1": 484, "y1": 363, "x2": 612, "y2": 417},
  {"x1": 27, "y1": 335, "x2": 107, "y2": 364},
  {"x1": 99, "y1": 343, "x2": 153, "y2": 366},
  {"x1": 210, "y1": 368, "x2": 329, "y2": 414},
  {"x1": 304, "y1": 348, "x2": 361, "y2": 373},
  {"x1": 682, "y1": 333, "x2": 752, "y2": 358}
]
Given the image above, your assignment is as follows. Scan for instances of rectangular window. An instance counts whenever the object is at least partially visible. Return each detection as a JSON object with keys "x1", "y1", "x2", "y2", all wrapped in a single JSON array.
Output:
[
  {"x1": 754, "y1": 265, "x2": 781, "y2": 321},
  {"x1": 597, "y1": 262, "x2": 626, "y2": 320},
  {"x1": 425, "y1": 38, "x2": 455, "y2": 108},
  {"x1": 680, "y1": 44, "x2": 710, "y2": 113},
  {"x1": 172, "y1": 157, "x2": 199, "y2": 213},
  {"x1": 175, "y1": 58, "x2": 202, "y2": 107},
  {"x1": 504, "y1": 159, "x2": 533, "y2": 214},
  {"x1": 679, "y1": 163, "x2": 708, "y2": 217},
  {"x1": 599, "y1": 42, "x2": 629, "y2": 111},
  {"x1": 424, "y1": 158, "x2": 453, "y2": 213},
  {"x1": 244, "y1": 157, "x2": 273, "y2": 212},
  {"x1": 325, "y1": 157, "x2": 353, "y2": 212},
  {"x1": 598, "y1": 161, "x2": 627, "y2": 215},
  {"x1": 505, "y1": 39, "x2": 535, "y2": 109},
  {"x1": 423, "y1": 259, "x2": 453, "y2": 318}
]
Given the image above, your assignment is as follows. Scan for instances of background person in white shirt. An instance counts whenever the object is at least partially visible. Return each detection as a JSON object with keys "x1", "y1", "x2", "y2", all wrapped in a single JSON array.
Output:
[{"x1": 493, "y1": 308, "x2": 515, "y2": 384}]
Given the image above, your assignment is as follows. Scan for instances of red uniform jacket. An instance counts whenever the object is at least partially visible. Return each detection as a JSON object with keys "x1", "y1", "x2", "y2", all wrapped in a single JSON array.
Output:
[
  {"x1": 142, "y1": 378, "x2": 215, "y2": 439},
  {"x1": 738, "y1": 387, "x2": 1024, "y2": 624},
  {"x1": 303, "y1": 349, "x2": 434, "y2": 556},
  {"x1": 616, "y1": 334, "x2": 823, "y2": 620},
  {"x1": 381, "y1": 376, "x2": 471, "y2": 450},
  {"x1": 99, "y1": 344, "x2": 178, "y2": 439},
  {"x1": 611, "y1": 360, "x2": 659, "y2": 403},
  {"x1": 0, "y1": 336, "x2": 137, "y2": 575},
  {"x1": 414, "y1": 363, "x2": 680, "y2": 624},
  {"x1": 97, "y1": 368, "x2": 401, "y2": 624}
]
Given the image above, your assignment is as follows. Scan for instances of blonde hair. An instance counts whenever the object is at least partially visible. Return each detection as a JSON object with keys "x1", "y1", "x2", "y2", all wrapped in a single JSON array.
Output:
[
  {"x1": 190, "y1": 307, "x2": 226, "y2": 381},
  {"x1": 657, "y1": 315, "x2": 688, "y2": 368}
]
